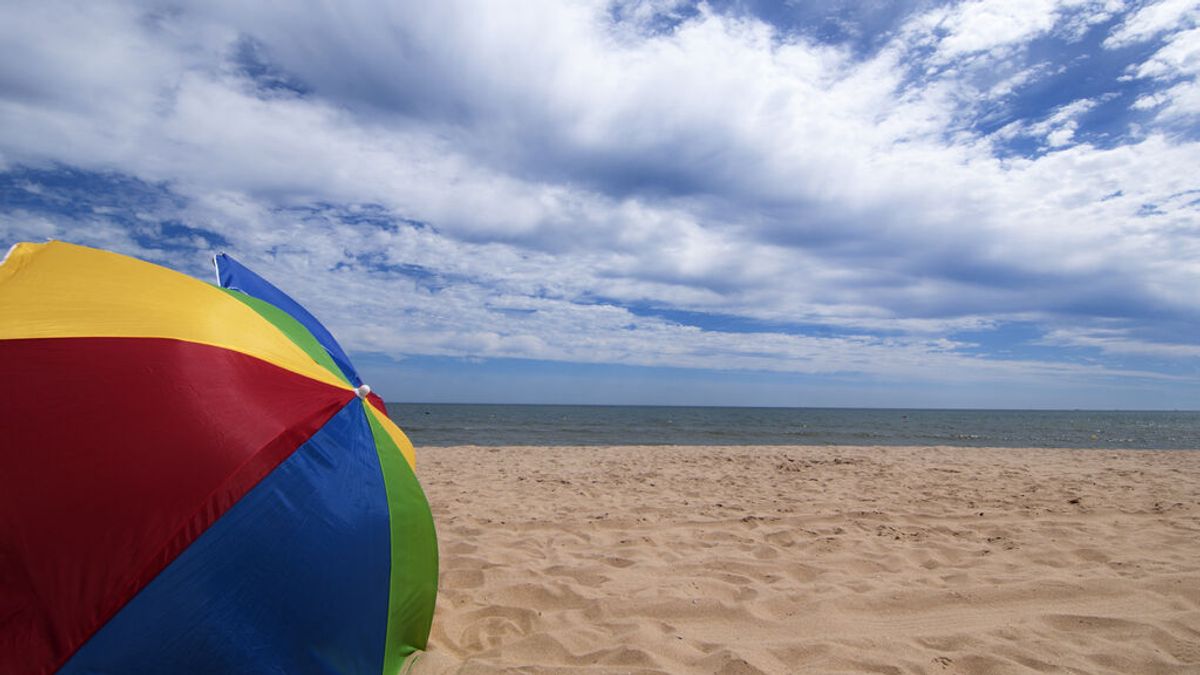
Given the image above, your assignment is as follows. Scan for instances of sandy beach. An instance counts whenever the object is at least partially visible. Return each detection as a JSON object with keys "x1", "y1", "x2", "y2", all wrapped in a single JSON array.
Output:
[{"x1": 407, "y1": 445, "x2": 1200, "y2": 674}]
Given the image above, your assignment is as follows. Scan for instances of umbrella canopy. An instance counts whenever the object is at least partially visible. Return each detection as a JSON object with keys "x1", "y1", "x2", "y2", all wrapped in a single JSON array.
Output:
[{"x1": 0, "y1": 241, "x2": 437, "y2": 674}]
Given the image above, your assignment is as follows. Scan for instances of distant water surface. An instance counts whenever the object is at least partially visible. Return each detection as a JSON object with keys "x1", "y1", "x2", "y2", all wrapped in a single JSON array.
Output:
[{"x1": 385, "y1": 404, "x2": 1200, "y2": 450}]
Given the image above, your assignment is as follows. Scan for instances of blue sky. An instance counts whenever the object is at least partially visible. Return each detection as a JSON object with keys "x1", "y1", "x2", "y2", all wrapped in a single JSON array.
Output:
[{"x1": 2, "y1": 0, "x2": 1198, "y2": 408}]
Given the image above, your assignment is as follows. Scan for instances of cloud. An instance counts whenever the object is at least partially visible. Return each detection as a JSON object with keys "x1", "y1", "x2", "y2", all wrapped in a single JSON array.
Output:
[
  {"x1": 1, "y1": 0, "x2": 1198, "y2": 399},
  {"x1": 1128, "y1": 26, "x2": 1200, "y2": 119},
  {"x1": 907, "y1": 0, "x2": 1122, "y2": 63},
  {"x1": 1106, "y1": 0, "x2": 1200, "y2": 121},
  {"x1": 1042, "y1": 327, "x2": 1200, "y2": 358},
  {"x1": 991, "y1": 97, "x2": 1102, "y2": 147},
  {"x1": 1105, "y1": 0, "x2": 1199, "y2": 47},
  {"x1": 919, "y1": 0, "x2": 1064, "y2": 60}
]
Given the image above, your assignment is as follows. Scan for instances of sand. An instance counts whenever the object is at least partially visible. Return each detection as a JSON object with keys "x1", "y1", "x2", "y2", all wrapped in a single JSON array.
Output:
[{"x1": 405, "y1": 445, "x2": 1200, "y2": 674}]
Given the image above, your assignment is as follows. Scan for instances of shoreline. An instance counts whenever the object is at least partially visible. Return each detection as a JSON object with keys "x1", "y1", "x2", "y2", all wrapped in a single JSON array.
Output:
[{"x1": 411, "y1": 444, "x2": 1200, "y2": 673}]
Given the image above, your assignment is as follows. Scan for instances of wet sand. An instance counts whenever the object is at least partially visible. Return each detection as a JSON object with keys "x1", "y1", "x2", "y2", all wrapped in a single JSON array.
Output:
[{"x1": 407, "y1": 445, "x2": 1200, "y2": 674}]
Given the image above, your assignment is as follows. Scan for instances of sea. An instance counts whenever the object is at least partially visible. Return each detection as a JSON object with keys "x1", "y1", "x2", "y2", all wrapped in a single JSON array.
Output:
[{"x1": 385, "y1": 404, "x2": 1200, "y2": 450}]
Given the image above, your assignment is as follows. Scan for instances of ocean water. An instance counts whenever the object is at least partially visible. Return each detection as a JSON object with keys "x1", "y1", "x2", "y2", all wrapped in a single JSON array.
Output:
[{"x1": 385, "y1": 404, "x2": 1200, "y2": 450}]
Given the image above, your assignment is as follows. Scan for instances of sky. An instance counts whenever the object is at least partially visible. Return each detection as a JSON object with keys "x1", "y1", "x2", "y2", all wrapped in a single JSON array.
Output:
[{"x1": 1, "y1": 0, "x2": 1198, "y2": 409}]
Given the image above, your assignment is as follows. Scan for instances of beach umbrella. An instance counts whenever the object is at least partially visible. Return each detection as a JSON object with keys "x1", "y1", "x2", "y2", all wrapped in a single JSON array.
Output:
[{"x1": 0, "y1": 241, "x2": 437, "y2": 674}]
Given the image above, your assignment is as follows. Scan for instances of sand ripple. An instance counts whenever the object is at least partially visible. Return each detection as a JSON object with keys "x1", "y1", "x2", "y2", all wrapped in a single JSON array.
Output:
[{"x1": 407, "y1": 445, "x2": 1200, "y2": 674}]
